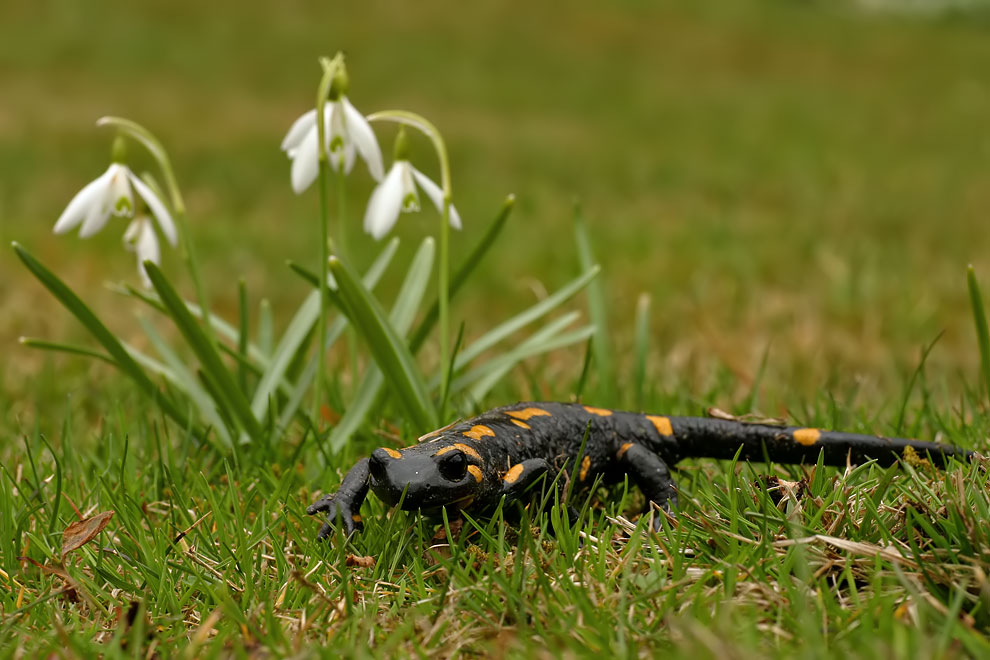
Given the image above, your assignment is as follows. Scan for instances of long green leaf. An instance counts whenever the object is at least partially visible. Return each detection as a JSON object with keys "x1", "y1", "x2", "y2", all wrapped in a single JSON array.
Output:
[
  {"x1": 454, "y1": 266, "x2": 600, "y2": 371},
  {"x1": 113, "y1": 282, "x2": 271, "y2": 368},
  {"x1": 968, "y1": 265, "x2": 990, "y2": 404},
  {"x1": 13, "y1": 242, "x2": 190, "y2": 429},
  {"x1": 144, "y1": 260, "x2": 264, "y2": 441},
  {"x1": 272, "y1": 239, "x2": 401, "y2": 437},
  {"x1": 138, "y1": 316, "x2": 233, "y2": 447},
  {"x1": 467, "y1": 325, "x2": 595, "y2": 403},
  {"x1": 253, "y1": 238, "x2": 400, "y2": 425},
  {"x1": 328, "y1": 255, "x2": 436, "y2": 430},
  {"x1": 633, "y1": 292, "x2": 651, "y2": 410},
  {"x1": 328, "y1": 238, "x2": 435, "y2": 452},
  {"x1": 409, "y1": 195, "x2": 514, "y2": 353},
  {"x1": 574, "y1": 204, "x2": 614, "y2": 399},
  {"x1": 19, "y1": 337, "x2": 116, "y2": 365}
]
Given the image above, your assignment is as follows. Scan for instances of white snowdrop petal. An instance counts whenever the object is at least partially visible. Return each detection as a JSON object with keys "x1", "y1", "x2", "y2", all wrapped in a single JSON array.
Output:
[
  {"x1": 411, "y1": 168, "x2": 445, "y2": 212},
  {"x1": 281, "y1": 109, "x2": 317, "y2": 153},
  {"x1": 447, "y1": 203, "x2": 463, "y2": 230},
  {"x1": 79, "y1": 177, "x2": 115, "y2": 239},
  {"x1": 291, "y1": 129, "x2": 321, "y2": 194},
  {"x1": 53, "y1": 168, "x2": 113, "y2": 234},
  {"x1": 129, "y1": 172, "x2": 178, "y2": 246},
  {"x1": 363, "y1": 164, "x2": 405, "y2": 240},
  {"x1": 107, "y1": 164, "x2": 134, "y2": 217},
  {"x1": 343, "y1": 97, "x2": 384, "y2": 182}
]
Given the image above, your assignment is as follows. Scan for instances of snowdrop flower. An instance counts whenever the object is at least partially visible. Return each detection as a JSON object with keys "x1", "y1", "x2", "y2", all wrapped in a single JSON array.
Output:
[
  {"x1": 53, "y1": 162, "x2": 178, "y2": 247},
  {"x1": 363, "y1": 158, "x2": 462, "y2": 240},
  {"x1": 122, "y1": 215, "x2": 161, "y2": 288},
  {"x1": 281, "y1": 88, "x2": 384, "y2": 194}
]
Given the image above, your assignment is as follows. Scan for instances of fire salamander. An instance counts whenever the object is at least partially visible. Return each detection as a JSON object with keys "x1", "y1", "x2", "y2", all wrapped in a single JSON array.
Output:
[{"x1": 307, "y1": 401, "x2": 973, "y2": 540}]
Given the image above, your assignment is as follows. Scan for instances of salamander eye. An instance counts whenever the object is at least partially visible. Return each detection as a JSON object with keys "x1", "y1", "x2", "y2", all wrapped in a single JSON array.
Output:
[{"x1": 438, "y1": 451, "x2": 467, "y2": 481}]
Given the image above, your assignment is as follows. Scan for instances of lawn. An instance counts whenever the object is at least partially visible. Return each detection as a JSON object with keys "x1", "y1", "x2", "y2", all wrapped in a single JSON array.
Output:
[{"x1": 2, "y1": 0, "x2": 990, "y2": 657}]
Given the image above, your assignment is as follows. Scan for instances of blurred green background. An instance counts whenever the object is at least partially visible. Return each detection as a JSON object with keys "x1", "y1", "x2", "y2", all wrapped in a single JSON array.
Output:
[{"x1": 3, "y1": 0, "x2": 990, "y2": 421}]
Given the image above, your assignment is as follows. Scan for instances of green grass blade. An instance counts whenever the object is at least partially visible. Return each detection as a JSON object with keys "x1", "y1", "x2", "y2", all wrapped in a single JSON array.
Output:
[
  {"x1": 328, "y1": 238, "x2": 435, "y2": 452},
  {"x1": 967, "y1": 265, "x2": 990, "y2": 404},
  {"x1": 409, "y1": 194, "x2": 514, "y2": 353},
  {"x1": 144, "y1": 260, "x2": 264, "y2": 441},
  {"x1": 632, "y1": 292, "x2": 651, "y2": 410},
  {"x1": 12, "y1": 242, "x2": 190, "y2": 429},
  {"x1": 454, "y1": 265, "x2": 600, "y2": 370},
  {"x1": 573, "y1": 203, "x2": 614, "y2": 400},
  {"x1": 328, "y1": 255, "x2": 436, "y2": 430}
]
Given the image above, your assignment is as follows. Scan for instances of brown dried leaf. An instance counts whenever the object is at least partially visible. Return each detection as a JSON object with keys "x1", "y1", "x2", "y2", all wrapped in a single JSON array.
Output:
[
  {"x1": 61, "y1": 510, "x2": 114, "y2": 562},
  {"x1": 345, "y1": 554, "x2": 375, "y2": 569}
]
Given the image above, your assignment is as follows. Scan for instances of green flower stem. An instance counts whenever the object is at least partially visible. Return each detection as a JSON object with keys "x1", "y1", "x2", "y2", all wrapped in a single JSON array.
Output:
[
  {"x1": 367, "y1": 110, "x2": 454, "y2": 417},
  {"x1": 438, "y1": 197, "x2": 451, "y2": 417},
  {"x1": 97, "y1": 116, "x2": 214, "y2": 345},
  {"x1": 313, "y1": 54, "x2": 344, "y2": 429}
]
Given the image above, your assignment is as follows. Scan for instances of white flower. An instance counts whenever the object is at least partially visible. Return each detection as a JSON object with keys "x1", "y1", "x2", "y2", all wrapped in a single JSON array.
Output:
[
  {"x1": 281, "y1": 97, "x2": 384, "y2": 194},
  {"x1": 122, "y1": 215, "x2": 161, "y2": 288},
  {"x1": 362, "y1": 160, "x2": 462, "y2": 240},
  {"x1": 53, "y1": 163, "x2": 178, "y2": 247}
]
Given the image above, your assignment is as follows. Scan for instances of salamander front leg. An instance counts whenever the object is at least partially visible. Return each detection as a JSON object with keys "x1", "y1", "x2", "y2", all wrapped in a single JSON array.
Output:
[
  {"x1": 501, "y1": 458, "x2": 581, "y2": 528},
  {"x1": 615, "y1": 443, "x2": 678, "y2": 531},
  {"x1": 307, "y1": 458, "x2": 371, "y2": 541}
]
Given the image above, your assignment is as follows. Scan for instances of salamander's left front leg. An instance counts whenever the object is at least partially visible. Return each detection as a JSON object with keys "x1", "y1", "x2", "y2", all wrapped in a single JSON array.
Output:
[{"x1": 616, "y1": 443, "x2": 678, "y2": 531}]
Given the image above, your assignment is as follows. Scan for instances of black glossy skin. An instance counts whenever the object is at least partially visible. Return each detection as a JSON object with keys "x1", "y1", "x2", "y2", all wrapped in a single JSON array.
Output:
[{"x1": 307, "y1": 401, "x2": 974, "y2": 540}]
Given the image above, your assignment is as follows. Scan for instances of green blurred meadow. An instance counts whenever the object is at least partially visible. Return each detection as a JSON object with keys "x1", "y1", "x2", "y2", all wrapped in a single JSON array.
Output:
[
  {"x1": 4, "y1": 0, "x2": 990, "y2": 418},
  {"x1": 3, "y1": 1, "x2": 990, "y2": 655}
]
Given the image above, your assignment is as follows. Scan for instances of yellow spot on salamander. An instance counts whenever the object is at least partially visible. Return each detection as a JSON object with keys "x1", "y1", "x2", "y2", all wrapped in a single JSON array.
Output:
[
  {"x1": 617, "y1": 442, "x2": 635, "y2": 460},
  {"x1": 511, "y1": 419, "x2": 531, "y2": 429},
  {"x1": 503, "y1": 463, "x2": 525, "y2": 484},
  {"x1": 793, "y1": 428, "x2": 821, "y2": 446},
  {"x1": 583, "y1": 406, "x2": 613, "y2": 416},
  {"x1": 351, "y1": 514, "x2": 362, "y2": 523},
  {"x1": 507, "y1": 407, "x2": 552, "y2": 421},
  {"x1": 579, "y1": 455, "x2": 591, "y2": 481},
  {"x1": 383, "y1": 448, "x2": 403, "y2": 459},
  {"x1": 467, "y1": 465, "x2": 483, "y2": 482},
  {"x1": 463, "y1": 425, "x2": 496, "y2": 441},
  {"x1": 646, "y1": 415, "x2": 674, "y2": 437},
  {"x1": 435, "y1": 443, "x2": 482, "y2": 462}
]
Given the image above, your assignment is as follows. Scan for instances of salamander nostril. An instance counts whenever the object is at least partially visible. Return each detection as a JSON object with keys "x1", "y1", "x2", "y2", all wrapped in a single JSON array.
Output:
[{"x1": 368, "y1": 451, "x2": 388, "y2": 482}]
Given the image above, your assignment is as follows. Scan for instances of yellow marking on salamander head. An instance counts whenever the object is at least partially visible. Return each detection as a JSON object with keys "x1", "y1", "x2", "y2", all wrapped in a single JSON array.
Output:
[
  {"x1": 507, "y1": 407, "x2": 552, "y2": 421},
  {"x1": 583, "y1": 406, "x2": 613, "y2": 416},
  {"x1": 579, "y1": 455, "x2": 592, "y2": 481},
  {"x1": 467, "y1": 465, "x2": 484, "y2": 483},
  {"x1": 793, "y1": 428, "x2": 821, "y2": 446},
  {"x1": 503, "y1": 463, "x2": 525, "y2": 484},
  {"x1": 510, "y1": 419, "x2": 531, "y2": 429},
  {"x1": 617, "y1": 442, "x2": 635, "y2": 460},
  {"x1": 646, "y1": 415, "x2": 674, "y2": 437},
  {"x1": 383, "y1": 448, "x2": 403, "y2": 459},
  {"x1": 463, "y1": 425, "x2": 496, "y2": 442},
  {"x1": 435, "y1": 443, "x2": 482, "y2": 462}
]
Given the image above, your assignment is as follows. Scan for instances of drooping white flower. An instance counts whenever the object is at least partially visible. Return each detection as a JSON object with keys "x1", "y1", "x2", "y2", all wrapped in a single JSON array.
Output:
[
  {"x1": 53, "y1": 163, "x2": 178, "y2": 247},
  {"x1": 122, "y1": 215, "x2": 161, "y2": 288},
  {"x1": 362, "y1": 160, "x2": 462, "y2": 240},
  {"x1": 281, "y1": 97, "x2": 384, "y2": 194}
]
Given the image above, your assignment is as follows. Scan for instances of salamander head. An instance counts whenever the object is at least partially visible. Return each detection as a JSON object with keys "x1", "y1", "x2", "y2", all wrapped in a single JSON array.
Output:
[{"x1": 367, "y1": 440, "x2": 483, "y2": 512}]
